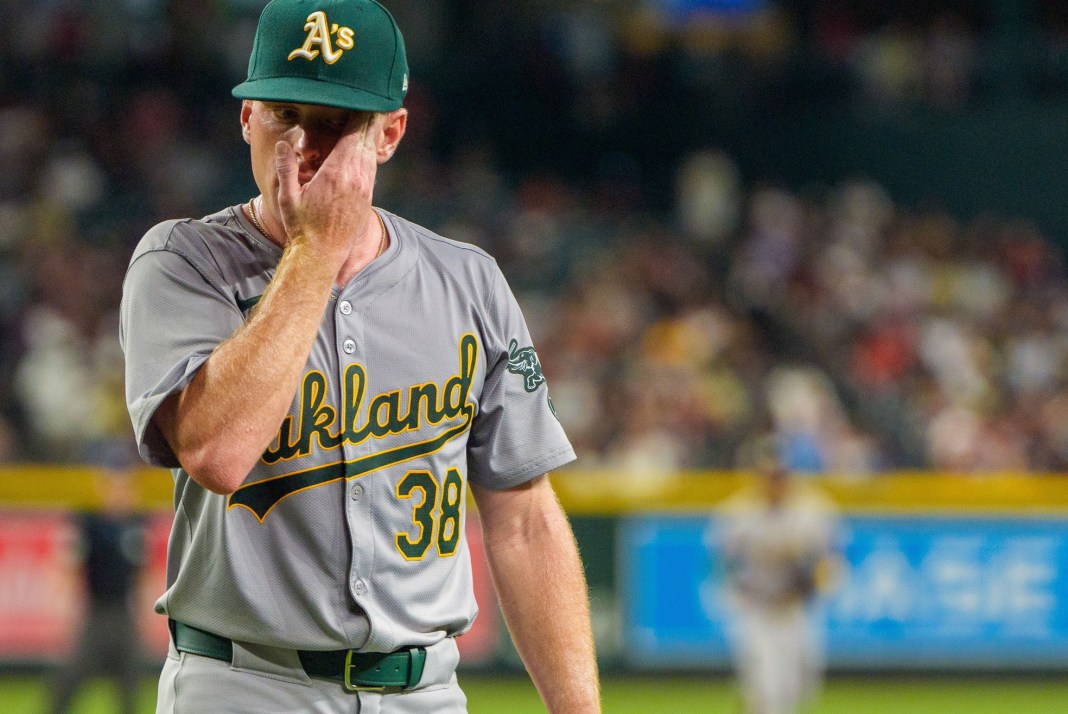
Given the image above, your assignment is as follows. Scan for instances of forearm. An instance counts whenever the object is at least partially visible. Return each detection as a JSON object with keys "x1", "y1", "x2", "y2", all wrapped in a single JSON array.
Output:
[
  {"x1": 475, "y1": 478, "x2": 600, "y2": 713},
  {"x1": 161, "y1": 241, "x2": 338, "y2": 493}
]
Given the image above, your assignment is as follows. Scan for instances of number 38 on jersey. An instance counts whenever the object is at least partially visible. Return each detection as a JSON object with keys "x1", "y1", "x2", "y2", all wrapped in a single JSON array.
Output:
[{"x1": 395, "y1": 467, "x2": 464, "y2": 560}]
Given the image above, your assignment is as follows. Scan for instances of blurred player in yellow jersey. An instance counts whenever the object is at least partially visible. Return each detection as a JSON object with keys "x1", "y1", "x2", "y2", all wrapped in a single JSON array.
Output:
[{"x1": 718, "y1": 440, "x2": 842, "y2": 714}]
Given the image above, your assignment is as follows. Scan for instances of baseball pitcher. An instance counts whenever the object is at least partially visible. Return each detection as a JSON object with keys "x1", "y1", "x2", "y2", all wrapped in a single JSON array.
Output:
[{"x1": 119, "y1": 2, "x2": 600, "y2": 712}]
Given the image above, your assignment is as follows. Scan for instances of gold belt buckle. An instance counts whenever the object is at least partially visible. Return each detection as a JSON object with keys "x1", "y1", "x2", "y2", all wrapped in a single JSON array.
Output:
[{"x1": 343, "y1": 650, "x2": 386, "y2": 692}]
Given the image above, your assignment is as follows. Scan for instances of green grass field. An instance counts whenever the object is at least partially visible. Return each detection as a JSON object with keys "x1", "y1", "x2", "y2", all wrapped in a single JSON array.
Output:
[{"x1": 4, "y1": 673, "x2": 1068, "y2": 713}]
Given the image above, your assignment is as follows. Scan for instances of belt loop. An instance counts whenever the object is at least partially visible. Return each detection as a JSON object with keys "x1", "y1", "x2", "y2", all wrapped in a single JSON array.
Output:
[
  {"x1": 174, "y1": 621, "x2": 234, "y2": 662},
  {"x1": 407, "y1": 648, "x2": 427, "y2": 689}
]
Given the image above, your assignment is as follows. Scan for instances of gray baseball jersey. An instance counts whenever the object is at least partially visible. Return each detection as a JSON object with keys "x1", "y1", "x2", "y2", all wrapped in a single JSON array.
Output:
[
  {"x1": 120, "y1": 205, "x2": 575, "y2": 653},
  {"x1": 719, "y1": 485, "x2": 837, "y2": 608}
]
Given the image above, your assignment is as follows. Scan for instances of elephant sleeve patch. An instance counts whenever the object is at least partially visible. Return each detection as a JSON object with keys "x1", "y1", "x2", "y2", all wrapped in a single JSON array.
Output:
[{"x1": 506, "y1": 339, "x2": 547, "y2": 393}]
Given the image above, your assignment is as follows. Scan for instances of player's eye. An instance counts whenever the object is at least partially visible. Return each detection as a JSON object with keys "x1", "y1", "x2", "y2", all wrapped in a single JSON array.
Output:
[{"x1": 267, "y1": 106, "x2": 299, "y2": 123}]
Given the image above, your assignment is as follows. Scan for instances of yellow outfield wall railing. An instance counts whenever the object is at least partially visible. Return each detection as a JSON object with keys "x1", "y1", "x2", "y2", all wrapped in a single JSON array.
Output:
[
  {"x1": 551, "y1": 469, "x2": 1068, "y2": 515},
  {"x1": 2, "y1": 465, "x2": 1068, "y2": 515}
]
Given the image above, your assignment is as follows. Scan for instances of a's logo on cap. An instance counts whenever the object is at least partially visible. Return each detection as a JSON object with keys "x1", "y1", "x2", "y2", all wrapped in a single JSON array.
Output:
[{"x1": 288, "y1": 11, "x2": 354, "y2": 65}]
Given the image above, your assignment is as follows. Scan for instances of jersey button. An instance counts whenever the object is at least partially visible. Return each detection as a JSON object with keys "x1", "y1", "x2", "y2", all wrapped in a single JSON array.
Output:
[
  {"x1": 353, "y1": 579, "x2": 367, "y2": 596},
  {"x1": 339, "y1": 300, "x2": 353, "y2": 315},
  {"x1": 342, "y1": 339, "x2": 356, "y2": 354},
  {"x1": 350, "y1": 484, "x2": 363, "y2": 500}
]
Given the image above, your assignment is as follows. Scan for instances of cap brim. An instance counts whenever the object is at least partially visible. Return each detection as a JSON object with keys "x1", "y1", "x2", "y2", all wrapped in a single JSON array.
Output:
[{"x1": 232, "y1": 77, "x2": 402, "y2": 113}]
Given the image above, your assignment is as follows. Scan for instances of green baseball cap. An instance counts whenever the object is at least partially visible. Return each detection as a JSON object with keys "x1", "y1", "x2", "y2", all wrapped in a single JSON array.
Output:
[{"x1": 232, "y1": 0, "x2": 408, "y2": 112}]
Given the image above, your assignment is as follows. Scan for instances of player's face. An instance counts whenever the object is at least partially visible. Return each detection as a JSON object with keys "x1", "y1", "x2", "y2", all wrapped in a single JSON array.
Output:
[{"x1": 242, "y1": 100, "x2": 372, "y2": 193}]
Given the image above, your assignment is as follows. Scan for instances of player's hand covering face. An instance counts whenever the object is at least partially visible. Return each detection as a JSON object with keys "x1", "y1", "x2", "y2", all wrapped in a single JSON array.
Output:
[
  {"x1": 271, "y1": 104, "x2": 378, "y2": 261},
  {"x1": 241, "y1": 100, "x2": 405, "y2": 264}
]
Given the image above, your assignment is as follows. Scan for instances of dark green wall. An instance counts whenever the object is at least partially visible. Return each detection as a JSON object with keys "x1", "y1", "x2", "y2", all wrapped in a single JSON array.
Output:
[{"x1": 728, "y1": 103, "x2": 1068, "y2": 245}]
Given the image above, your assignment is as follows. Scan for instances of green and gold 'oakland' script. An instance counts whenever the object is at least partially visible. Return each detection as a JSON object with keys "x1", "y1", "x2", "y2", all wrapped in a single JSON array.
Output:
[{"x1": 228, "y1": 334, "x2": 479, "y2": 521}]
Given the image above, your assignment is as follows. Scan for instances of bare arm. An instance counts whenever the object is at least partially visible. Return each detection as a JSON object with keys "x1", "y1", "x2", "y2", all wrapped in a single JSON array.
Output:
[
  {"x1": 153, "y1": 238, "x2": 338, "y2": 493},
  {"x1": 471, "y1": 475, "x2": 601, "y2": 713},
  {"x1": 154, "y1": 115, "x2": 381, "y2": 494}
]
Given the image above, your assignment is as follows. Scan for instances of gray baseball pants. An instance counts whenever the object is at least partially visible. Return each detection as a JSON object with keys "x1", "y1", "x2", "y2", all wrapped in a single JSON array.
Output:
[{"x1": 156, "y1": 636, "x2": 466, "y2": 713}]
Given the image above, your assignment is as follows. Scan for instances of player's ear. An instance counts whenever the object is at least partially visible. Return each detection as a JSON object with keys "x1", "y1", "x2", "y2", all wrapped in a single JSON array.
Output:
[
  {"x1": 376, "y1": 108, "x2": 407, "y2": 163},
  {"x1": 240, "y1": 101, "x2": 253, "y2": 144}
]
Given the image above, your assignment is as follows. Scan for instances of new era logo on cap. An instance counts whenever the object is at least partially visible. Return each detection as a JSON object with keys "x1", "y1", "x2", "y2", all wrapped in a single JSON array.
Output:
[{"x1": 232, "y1": 0, "x2": 409, "y2": 113}]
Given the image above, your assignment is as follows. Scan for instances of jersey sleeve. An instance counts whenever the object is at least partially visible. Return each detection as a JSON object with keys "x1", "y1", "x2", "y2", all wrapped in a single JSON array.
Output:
[
  {"x1": 120, "y1": 235, "x2": 244, "y2": 468},
  {"x1": 467, "y1": 266, "x2": 576, "y2": 489}
]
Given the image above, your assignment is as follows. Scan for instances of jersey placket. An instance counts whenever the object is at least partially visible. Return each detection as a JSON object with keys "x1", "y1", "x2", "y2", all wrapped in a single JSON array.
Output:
[{"x1": 335, "y1": 295, "x2": 375, "y2": 604}]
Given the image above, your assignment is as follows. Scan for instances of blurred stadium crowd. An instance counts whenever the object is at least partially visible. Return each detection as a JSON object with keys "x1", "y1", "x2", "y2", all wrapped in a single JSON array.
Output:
[{"x1": 2, "y1": 0, "x2": 1068, "y2": 476}]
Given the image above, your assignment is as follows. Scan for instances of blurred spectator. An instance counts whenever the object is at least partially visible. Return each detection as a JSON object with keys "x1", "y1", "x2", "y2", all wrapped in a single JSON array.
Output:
[
  {"x1": 47, "y1": 448, "x2": 146, "y2": 714},
  {"x1": 854, "y1": 21, "x2": 926, "y2": 106},
  {"x1": 12, "y1": 240, "x2": 127, "y2": 462},
  {"x1": 675, "y1": 150, "x2": 743, "y2": 246}
]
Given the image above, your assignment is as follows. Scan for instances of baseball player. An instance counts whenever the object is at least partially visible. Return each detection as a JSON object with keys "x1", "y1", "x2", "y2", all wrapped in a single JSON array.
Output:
[
  {"x1": 716, "y1": 441, "x2": 840, "y2": 714},
  {"x1": 119, "y1": 2, "x2": 600, "y2": 712}
]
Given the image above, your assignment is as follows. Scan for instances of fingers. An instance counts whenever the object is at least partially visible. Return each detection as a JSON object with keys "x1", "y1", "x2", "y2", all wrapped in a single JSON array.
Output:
[
  {"x1": 270, "y1": 112, "x2": 378, "y2": 257},
  {"x1": 348, "y1": 110, "x2": 378, "y2": 151},
  {"x1": 307, "y1": 115, "x2": 379, "y2": 218},
  {"x1": 320, "y1": 112, "x2": 379, "y2": 175},
  {"x1": 275, "y1": 140, "x2": 299, "y2": 195},
  {"x1": 274, "y1": 141, "x2": 299, "y2": 229}
]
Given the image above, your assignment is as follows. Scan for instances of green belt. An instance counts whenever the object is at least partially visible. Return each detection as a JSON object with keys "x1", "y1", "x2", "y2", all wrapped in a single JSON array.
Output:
[{"x1": 171, "y1": 620, "x2": 427, "y2": 691}]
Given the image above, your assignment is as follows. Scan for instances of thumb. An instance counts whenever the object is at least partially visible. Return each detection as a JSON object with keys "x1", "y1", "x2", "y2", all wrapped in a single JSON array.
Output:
[{"x1": 274, "y1": 141, "x2": 299, "y2": 225}]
